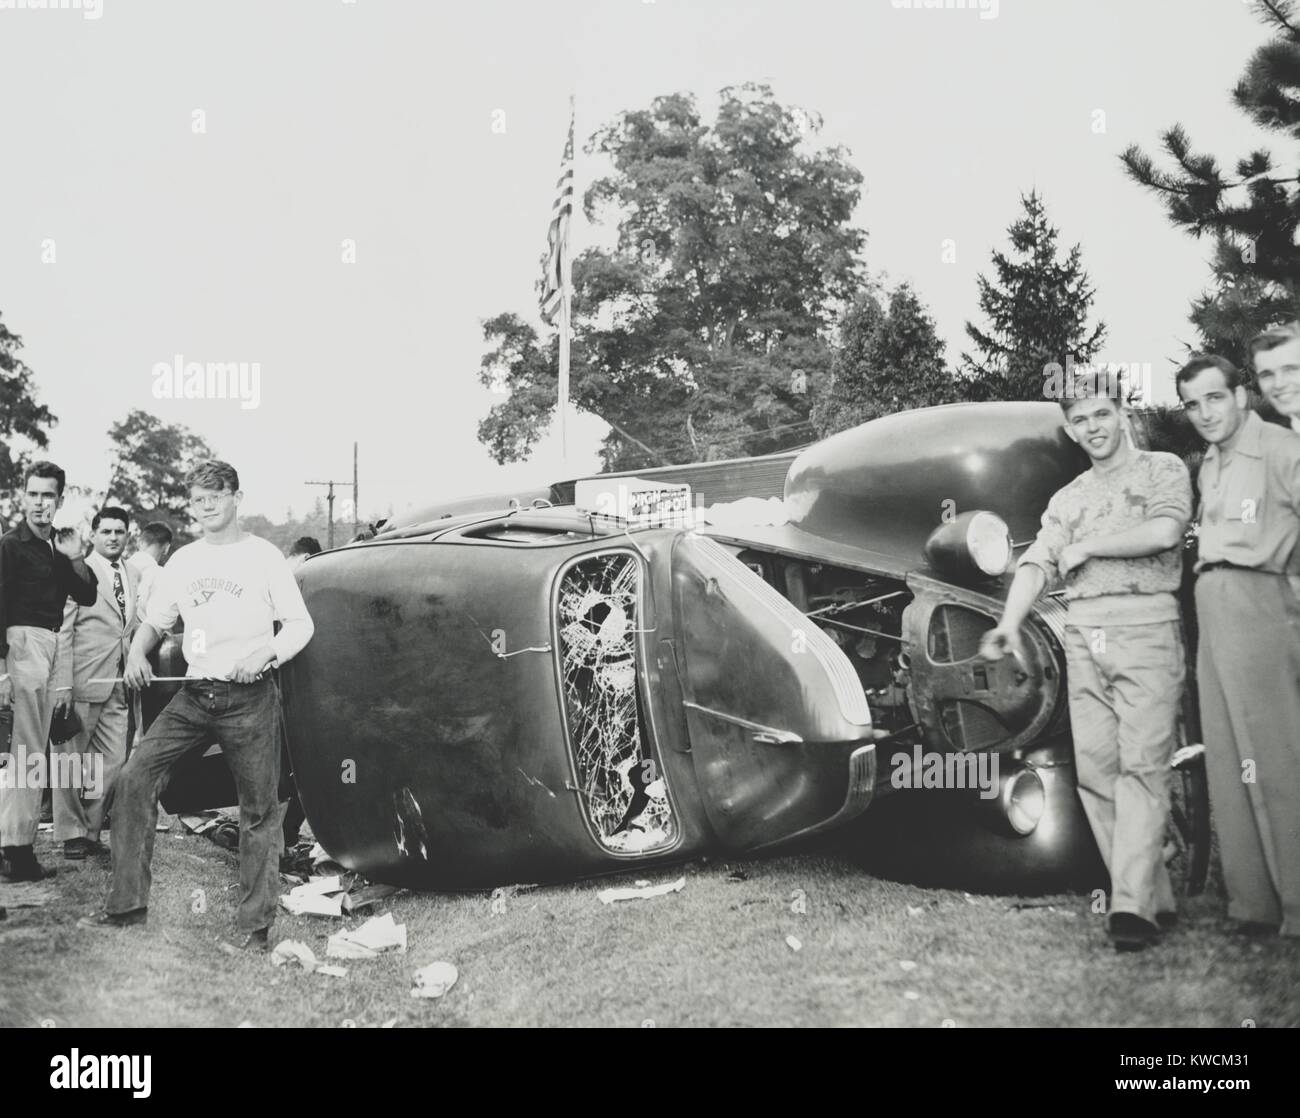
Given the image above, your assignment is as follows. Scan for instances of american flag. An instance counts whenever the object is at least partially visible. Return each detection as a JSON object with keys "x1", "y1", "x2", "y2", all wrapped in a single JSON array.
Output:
[{"x1": 539, "y1": 108, "x2": 575, "y2": 326}]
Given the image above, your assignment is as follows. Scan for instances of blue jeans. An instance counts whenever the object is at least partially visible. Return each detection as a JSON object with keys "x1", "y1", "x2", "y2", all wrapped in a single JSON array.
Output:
[{"x1": 107, "y1": 677, "x2": 283, "y2": 932}]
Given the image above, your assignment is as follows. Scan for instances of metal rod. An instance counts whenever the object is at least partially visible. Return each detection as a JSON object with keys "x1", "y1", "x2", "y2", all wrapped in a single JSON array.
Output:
[
  {"x1": 805, "y1": 590, "x2": 908, "y2": 619},
  {"x1": 88, "y1": 676, "x2": 233, "y2": 684},
  {"x1": 815, "y1": 617, "x2": 905, "y2": 641}
]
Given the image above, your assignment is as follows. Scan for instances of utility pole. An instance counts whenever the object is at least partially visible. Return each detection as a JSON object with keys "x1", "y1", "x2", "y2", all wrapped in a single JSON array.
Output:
[
  {"x1": 353, "y1": 441, "x2": 359, "y2": 539},
  {"x1": 306, "y1": 478, "x2": 351, "y2": 549}
]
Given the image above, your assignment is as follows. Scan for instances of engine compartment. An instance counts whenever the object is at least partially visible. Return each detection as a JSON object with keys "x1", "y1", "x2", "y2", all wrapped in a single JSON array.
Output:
[{"x1": 729, "y1": 547, "x2": 1068, "y2": 787}]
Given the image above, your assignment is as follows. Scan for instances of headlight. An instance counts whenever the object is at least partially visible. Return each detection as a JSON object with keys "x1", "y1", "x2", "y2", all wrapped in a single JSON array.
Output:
[
  {"x1": 1003, "y1": 766, "x2": 1046, "y2": 836},
  {"x1": 924, "y1": 510, "x2": 1013, "y2": 580}
]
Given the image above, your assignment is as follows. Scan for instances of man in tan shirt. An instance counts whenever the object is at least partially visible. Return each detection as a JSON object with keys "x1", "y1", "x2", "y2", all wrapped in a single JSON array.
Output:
[
  {"x1": 980, "y1": 372, "x2": 1192, "y2": 951},
  {"x1": 1177, "y1": 353, "x2": 1300, "y2": 938}
]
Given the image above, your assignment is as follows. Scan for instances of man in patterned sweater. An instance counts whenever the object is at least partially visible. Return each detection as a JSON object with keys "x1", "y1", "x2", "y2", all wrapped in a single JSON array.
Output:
[{"x1": 980, "y1": 371, "x2": 1193, "y2": 951}]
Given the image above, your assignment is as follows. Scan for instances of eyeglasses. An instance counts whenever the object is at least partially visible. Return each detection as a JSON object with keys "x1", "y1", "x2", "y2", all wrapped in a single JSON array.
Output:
[{"x1": 189, "y1": 493, "x2": 232, "y2": 509}]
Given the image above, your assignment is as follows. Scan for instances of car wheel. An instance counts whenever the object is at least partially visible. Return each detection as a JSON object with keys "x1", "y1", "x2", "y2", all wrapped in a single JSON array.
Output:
[{"x1": 1166, "y1": 687, "x2": 1210, "y2": 898}]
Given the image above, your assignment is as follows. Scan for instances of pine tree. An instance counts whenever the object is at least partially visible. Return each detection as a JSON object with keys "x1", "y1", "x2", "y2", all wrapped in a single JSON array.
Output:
[
  {"x1": 813, "y1": 283, "x2": 956, "y2": 436},
  {"x1": 960, "y1": 192, "x2": 1107, "y2": 402},
  {"x1": 1122, "y1": 0, "x2": 1300, "y2": 366}
]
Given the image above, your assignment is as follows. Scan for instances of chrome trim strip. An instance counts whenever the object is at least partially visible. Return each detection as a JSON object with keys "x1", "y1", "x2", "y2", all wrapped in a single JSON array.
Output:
[{"x1": 681, "y1": 702, "x2": 803, "y2": 744}]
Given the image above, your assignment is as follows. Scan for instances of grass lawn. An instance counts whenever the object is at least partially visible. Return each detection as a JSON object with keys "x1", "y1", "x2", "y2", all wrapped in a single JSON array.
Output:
[{"x1": 2, "y1": 824, "x2": 1297, "y2": 1028}]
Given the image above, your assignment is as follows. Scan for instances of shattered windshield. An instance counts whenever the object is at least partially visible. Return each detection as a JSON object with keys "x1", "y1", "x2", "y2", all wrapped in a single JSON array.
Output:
[{"x1": 555, "y1": 552, "x2": 676, "y2": 854}]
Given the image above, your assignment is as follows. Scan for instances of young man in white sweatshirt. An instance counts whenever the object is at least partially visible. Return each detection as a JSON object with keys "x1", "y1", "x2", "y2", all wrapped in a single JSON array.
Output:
[{"x1": 80, "y1": 460, "x2": 314, "y2": 949}]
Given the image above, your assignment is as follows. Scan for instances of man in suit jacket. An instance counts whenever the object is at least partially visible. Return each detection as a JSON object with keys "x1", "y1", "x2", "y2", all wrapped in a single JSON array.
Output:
[{"x1": 53, "y1": 507, "x2": 138, "y2": 860}]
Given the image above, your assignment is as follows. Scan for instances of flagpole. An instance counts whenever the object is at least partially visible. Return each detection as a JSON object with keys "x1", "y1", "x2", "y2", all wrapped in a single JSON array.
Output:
[
  {"x1": 558, "y1": 95, "x2": 574, "y2": 466},
  {"x1": 541, "y1": 95, "x2": 575, "y2": 467}
]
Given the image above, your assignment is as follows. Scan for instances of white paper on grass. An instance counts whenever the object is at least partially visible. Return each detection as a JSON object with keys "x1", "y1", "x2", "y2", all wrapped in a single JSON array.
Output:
[
  {"x1": 596, "y1": 876, "x2": 686, "y2": 904},
  {"x1": 411, "y1": 961, "x2": 458, "y2": 999},
  {"x1": 270, "y1": 940, "x2": 319, "y2": 970},
  {"x1": 279, "y1": 876, "x2": 347, "y2": 916},
  {"x1": 295, "y1": 876, "x2": 343, "y2": 896},
  {"x1": 280, "y1": 892, "x2": 344, "y2": 917},
  {"x1": 326, "y1": 912, "x2": 407, "y2": 959}
]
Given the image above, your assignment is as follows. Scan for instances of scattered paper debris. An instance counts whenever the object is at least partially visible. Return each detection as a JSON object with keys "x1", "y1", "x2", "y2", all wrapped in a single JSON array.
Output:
[
  {"x1": 785, "y1": 935, "x2": 802, "y2": 952},
  {"x1": 597, "y1": 876, "x2": 685, "y2": 904},
  {"x1": 316, "y1": 964, "x2": 348, "y2": 978},
  {"x1": 279, "y1": 875, "x2": 351, "y2": 917},
  {"x1": 326, "y1": 912, "x2": 407, "y2": 959},
  {"x1": 903, "y1": 990, "x2": 920, "y2": 1001},
  {"x1": 411, "y1": 961, "x2": 458, "y2": 999},
  {"x1": 381, "y1": 1017, "x2": 399, "y2": 1028},
  {"x1": 906, "y1": 905, "x2": 924, "y2": 917},
  {"x1": 271, "y1": 939, "x2": 319, "y2": 971},
  {"x1": 963, "y1": 892, "x2": 978, "y2": 905},
  {"x1": 899, "y1": 960, "x2": 918, "y2": 972}
]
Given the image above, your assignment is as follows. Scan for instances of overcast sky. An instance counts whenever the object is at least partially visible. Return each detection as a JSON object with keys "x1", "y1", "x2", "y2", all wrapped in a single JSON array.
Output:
[{"x1": 0, "y1": 0, "x2": 1266, "y2": 524}]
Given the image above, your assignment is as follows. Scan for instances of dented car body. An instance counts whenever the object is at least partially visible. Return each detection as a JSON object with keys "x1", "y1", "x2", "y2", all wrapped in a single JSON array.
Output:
[
  {"x1": 156, "y1": 401, "x2": 1209, "y2": 896},
  {"x1": 278, "y1": 521, "x2": 875, "y2": 889}
]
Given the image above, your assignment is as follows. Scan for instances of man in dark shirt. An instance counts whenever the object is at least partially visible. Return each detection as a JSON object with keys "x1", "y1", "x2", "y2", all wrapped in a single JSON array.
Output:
[{"x1": 0, "y1": 461, "x2": 98, "y2": 881}]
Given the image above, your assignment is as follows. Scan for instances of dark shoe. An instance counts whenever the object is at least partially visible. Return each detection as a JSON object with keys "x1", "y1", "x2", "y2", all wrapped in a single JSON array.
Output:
[
  {"x1": 78, "y1": 907, "x2": 147, "y2": 930},
  {"x1": 83, "y1": 838, "x2": 109, "y2": 857},
  {"x1": 64, "y1": 838, "x2": 90, "y2": 861},
  {"x1": 227, "y1": 927, "x2": 270, "y2": 953},
  {"x1": 1109, "y1": 912, "x2": 1160, "y2": 952},
  {"x1": 1156, "y1": 911, "x2": 1178, "y2": 931},
  {"x1": 1234, "y1": 920, "x2": 1280, "y2": 938},
  {"x1": 1, "y1": 845, "x2": 55, "y2": 881}
]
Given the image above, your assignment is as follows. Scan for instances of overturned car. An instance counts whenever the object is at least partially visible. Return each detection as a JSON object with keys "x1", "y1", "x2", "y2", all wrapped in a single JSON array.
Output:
[{"x1": 157, "y1": 401, "x2": 1209, "y2": 897}]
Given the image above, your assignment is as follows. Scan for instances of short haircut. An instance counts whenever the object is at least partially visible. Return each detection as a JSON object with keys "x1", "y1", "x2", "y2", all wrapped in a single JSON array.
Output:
[
  {"x1": 185, "y1": 459, "x2": 239, "y2": 495},
  {"x1": 1175, "y1": 354, "x2": 1245, "y2": 394},
  {"x1": 24, "y1": 460, "x2": 67, "y2": 496},
  {"x1": 1057, "y1": 366, "x2": 1125, "y2": 416},
  {"x1": 92, "y1": 506, "x2": 130, "y2": 531},
  {"x1": 289, "y1": 536, "x2": 322, "y2": 557},
  {"x1": 1247, "y1": 321, "x2": 1300, "y2": 362},
  {"x1": 139, "y1": 521, "x2": 173, "y2": 547}
]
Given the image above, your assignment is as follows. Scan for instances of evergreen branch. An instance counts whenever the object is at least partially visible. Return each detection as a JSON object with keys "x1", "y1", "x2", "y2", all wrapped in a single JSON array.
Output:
[{"x1": 1257, "y1": 0, "x2": 1300, "y2": 38}]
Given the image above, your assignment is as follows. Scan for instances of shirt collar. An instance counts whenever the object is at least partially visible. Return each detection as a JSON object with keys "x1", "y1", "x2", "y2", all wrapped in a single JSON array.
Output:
[
  {"x1": 15, "y1": 520, "x2": 56, "y2": 546},
  {"x1": 88, "y1": 550, "x2": 120, "y2": 577},
  {"x1": 1206, "y1": 410, "x2": 1265, "y2": 464}
]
